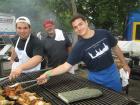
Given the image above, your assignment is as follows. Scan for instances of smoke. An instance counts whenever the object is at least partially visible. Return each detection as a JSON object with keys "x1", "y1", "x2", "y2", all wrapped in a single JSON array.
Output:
[{"x1": 0, "y1": 0, "x2": 57, "y2": 32}]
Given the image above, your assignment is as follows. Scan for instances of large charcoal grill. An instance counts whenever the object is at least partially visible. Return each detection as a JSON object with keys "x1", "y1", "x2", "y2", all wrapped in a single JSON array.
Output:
[{"x1": 0, "y1": 71, "x2": 138, "y2": 105}]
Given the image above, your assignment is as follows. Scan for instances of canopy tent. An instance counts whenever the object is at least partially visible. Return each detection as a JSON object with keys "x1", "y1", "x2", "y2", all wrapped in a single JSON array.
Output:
[{"x1": 118, "y1": 41, "x2": 140, "y2": 56}]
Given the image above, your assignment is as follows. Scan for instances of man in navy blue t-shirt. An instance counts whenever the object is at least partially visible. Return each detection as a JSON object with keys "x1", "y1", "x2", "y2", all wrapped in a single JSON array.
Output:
[{"x1": 37, "y1": 15, "x2": 131, "y2": 92}]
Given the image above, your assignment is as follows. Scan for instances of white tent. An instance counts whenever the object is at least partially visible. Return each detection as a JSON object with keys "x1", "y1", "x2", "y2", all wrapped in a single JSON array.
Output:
[{"x1": 118, "y1": 41, "x2": 140, "y2": 56}]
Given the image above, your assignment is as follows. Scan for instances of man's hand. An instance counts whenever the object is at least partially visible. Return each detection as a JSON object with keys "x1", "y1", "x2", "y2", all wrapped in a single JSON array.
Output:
[
  {"x1": 36, "y1": 73, "x2": 49, "y2": 85},
  {"x1": 123, "y1": 65, "x2": 131, "y2": 75},
  {"x1": 10, "y1": 59, "x2": 15, "y2": 64},
  {"x1": 9, "y1": 67, "x2": 23, "y2": 80}
]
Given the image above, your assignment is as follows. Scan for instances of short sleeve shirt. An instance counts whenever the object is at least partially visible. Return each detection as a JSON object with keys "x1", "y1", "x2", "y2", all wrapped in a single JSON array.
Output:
[
  {"x1": 13, "y1": 34, "x2": 43, "y2": 58},
  {"x1": 42, "y1": 33, "x2": 72, "y2": 67},
  {"x1": 67, "y1": 29, "x2": 117, "y2": 71}
]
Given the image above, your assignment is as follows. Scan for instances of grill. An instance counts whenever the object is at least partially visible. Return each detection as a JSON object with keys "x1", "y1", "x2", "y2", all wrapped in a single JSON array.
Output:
[{"x1": 0, "y1": 71, "x2": 138, "y2": 105}]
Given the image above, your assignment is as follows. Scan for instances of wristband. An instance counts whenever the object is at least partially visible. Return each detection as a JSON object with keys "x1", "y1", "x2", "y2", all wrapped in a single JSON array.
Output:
[{"x1": 44, "y1": 71, "x2": 51, "y2": 80}]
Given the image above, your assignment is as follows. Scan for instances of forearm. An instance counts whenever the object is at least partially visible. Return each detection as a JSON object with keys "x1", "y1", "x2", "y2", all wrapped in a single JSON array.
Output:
[
  {"x1": 112, "y1": 45, "x2": 131, "y2": 71},
  {"x1": 113, "y1": 45, "x2": 131, "y2": 74},
  {"x1": 112, "y1": 45, "x2": 128, "y2": 66},
  {"x1": 36, "y1": 62, "x2": 72, "y2": 84},
  {"x1": 10, "y1": 47, "x2": 17, "y2": 62},
  {"x1": 19, "y1": 55, "x2": 42, "y2": 71},
  {"x1": 45, "y1": 62, "x2": 72, "y2": 77}
]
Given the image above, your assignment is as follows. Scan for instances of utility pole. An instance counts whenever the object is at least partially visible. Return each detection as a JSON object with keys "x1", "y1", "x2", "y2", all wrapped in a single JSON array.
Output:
[{"x1": 71, "y1": 0, "x2": 77, "y2": 16}]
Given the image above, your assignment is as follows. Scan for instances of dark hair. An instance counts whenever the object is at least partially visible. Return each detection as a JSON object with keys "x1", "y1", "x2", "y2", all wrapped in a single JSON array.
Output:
[{"x1": 70, "y1": 14, "x2": 87, "y2": 25}]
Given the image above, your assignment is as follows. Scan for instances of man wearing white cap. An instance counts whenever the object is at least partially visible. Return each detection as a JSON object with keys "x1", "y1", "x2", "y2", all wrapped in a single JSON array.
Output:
[{"x1": 9, "y1": 16, "x2": 43, "y2": 80}]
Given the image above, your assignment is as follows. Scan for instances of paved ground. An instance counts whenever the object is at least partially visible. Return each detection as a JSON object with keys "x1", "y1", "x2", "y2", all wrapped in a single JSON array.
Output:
[{"x1": 128, "y1": 79, "x2": 140, "y2": 102}]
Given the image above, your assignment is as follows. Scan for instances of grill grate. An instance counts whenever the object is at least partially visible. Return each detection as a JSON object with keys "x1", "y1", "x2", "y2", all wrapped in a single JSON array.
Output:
[
  {"x1": 0, "y1": 72, "x2": 137, "y2": 105},
  {"x1": 25, "y1": 72, "x2": 136, "y2": 105}
]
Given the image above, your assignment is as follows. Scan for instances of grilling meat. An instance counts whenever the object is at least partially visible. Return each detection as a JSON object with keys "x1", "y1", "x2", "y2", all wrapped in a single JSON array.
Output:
[
  {"x1": 0, "y1": 86, "x2": 15, "y2": 105},
  {"x1": 3, "y1": 83, "x2": 22, "y2": 97},
  {"x1": 2, "y1": 83, "x2": 51, "y2": 105},
  {"x1": 31, "y1": 99, "x2": 51, "y2": 105},
  {"x1": 18, "y1": 91, "x2": 51, "y2": 105},
  {"x1": 0, "y1": 95, "x2": 5, "y2": 100},
  {"x1": 17, "y1": 92, "x2": 38, "y2": 105},
  {"x1": 0, "y1": 95, "x2": 15, "y2": 105},
  {"x1": 0, "y1": 87, "x2": 3, "y2": 95}
]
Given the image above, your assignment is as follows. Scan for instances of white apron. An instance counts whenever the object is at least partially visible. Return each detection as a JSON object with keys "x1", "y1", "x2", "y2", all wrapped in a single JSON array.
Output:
[{"x1": 12, "y1": 35, "x2": 41, "y2": 73}]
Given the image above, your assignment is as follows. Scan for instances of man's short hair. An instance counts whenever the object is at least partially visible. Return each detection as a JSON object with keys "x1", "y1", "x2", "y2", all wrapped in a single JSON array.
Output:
[{"x1": 70, "y1": 14, "x2": 87, "y2": 25}]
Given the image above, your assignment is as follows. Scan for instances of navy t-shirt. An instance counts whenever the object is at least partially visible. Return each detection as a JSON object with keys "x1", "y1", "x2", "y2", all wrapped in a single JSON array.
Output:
[{"x1": 67, "y1": 29, "x2": 117, "y2": 71}]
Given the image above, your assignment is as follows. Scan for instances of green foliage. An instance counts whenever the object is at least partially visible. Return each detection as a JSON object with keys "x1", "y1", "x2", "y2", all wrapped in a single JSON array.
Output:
[
  {"x1": 76, "y1": 0, "x2": 140, "y2": 35},
  {"x1": 0, "y1": 0, "x2": 140, "y2": 34},
  {"x1": 41, "y1": 0, "x2": 73, "y2": 31}
]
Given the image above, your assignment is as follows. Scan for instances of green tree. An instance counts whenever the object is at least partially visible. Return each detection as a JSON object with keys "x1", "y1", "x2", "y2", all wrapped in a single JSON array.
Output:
[
  {"x1": 76, "y1": 0, "x2": 140, "y2": 36},
  {"x1": 0, "y1": 0, "x2": 140, "y2": 34},
  {"x1": 40, "y1": 0, "x2": 74, "y2": 31}
]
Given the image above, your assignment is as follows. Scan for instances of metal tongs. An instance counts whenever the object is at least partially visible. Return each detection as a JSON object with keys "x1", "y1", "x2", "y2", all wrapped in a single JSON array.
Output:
[
  {"x1": 0, "y1": 76, "x2": 9, "y2": 84},
  {"x1": 22, "y1": 82, "x2": 38, "y2": 91},
  {"x1": 0, "y1": 76, "x2": 9, "y2": 81},
  {"x1": 16, "y1": 79, "x2": 37, "y2": 85},
  {"x1": 10, "y1": 79, "x2": 38, "y2": 91}
]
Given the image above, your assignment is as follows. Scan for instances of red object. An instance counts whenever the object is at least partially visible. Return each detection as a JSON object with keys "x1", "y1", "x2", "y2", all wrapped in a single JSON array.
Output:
[{"x1": 43, "y1": 20, "x2": 54, "y2": 28}]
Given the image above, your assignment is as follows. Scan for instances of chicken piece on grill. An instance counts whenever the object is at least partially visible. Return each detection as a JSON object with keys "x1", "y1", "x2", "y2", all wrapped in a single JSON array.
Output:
[
  {"x1": 0, "y1": 100, "x2": 15, "y2": 105},
  {"x1": 0, "y1": 95, "x2": 15, "y2": 105},
  {"x1": 21, "y1": 91, "x2": 38, "y2": 100},
  {"x1": 17, "y1": 91, "x2": 51, "y2": 105},
  {"x1": 31, "y1": 99, "x2": 51, "y2": 105},
  {"x1": 0, "y1": 87, "x2": 3, "y2": 95},
  {"x1": 2, "y1": 83, "x2": 23, "y2": 100},
  {"x1": 17, "y1": 91, "x2": 39, "y2": 105},
  {"x1": 18, "y1": 96, "x2": 30, "y2": 105},
  {"x1": 0, "y1": 95, "x2": 5, "y2": 100},
  {"x1": 21, "y1": 91, "x2": 37, "y2": 96},
  {"x1": 2, "y1": 84, "x2": 51, "y2": 105}
]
